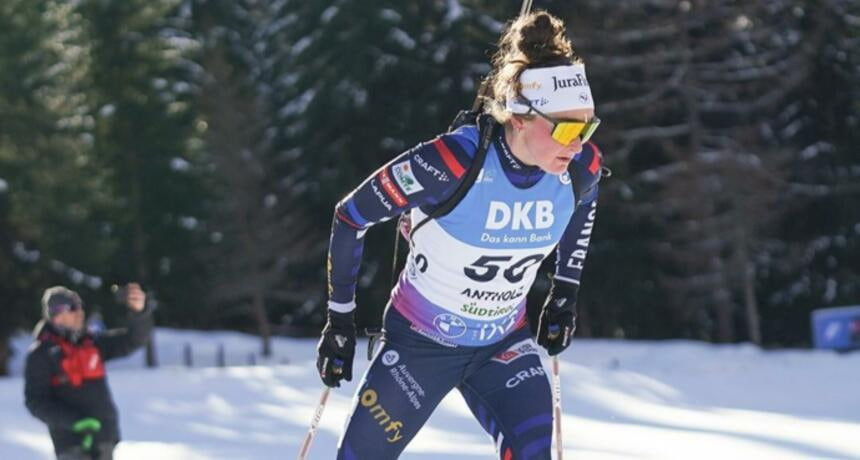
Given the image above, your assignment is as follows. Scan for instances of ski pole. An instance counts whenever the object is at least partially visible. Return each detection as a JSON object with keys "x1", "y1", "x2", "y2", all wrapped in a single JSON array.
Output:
[
  {"x1": 297, "y1": 386, "x2": 332, "y2": 460},
  {"x1": 551, "y1": 355, "x2": 564, "y2": 460}
]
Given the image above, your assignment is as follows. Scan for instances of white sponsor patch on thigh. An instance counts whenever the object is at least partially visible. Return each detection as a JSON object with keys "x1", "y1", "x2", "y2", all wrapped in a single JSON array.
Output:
[{"x1": 491, "y1": 338, "x2": 540, "y2": 364}]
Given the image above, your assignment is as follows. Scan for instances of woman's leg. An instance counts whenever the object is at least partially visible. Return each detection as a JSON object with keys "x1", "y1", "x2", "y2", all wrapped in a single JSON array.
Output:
[
  {"x1": 337, "y1": 309, "x2": 471, "y2": 460},
  {"x1": 458, "y1": 331, "x2": 553, "y2": 460}
]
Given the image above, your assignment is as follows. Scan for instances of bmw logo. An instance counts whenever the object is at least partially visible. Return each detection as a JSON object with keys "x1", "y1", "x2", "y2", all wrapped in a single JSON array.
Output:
[{"x1": 433, "y1": 313, "x2": 467, "y2": 338}]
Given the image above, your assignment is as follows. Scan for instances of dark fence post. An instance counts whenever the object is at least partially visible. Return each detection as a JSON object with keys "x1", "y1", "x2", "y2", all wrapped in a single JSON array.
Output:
[
  {"x1": 183, "y1": 343, "x2": 193, "y2": 368},
  {"x1": 216, "y1": 343, "x2": 226, "y2": 367}
]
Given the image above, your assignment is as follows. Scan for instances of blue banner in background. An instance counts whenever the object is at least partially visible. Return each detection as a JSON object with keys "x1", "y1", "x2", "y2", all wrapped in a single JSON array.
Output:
[{"x1": 811, "y1": 305, "x2": 860, "y2": 350}]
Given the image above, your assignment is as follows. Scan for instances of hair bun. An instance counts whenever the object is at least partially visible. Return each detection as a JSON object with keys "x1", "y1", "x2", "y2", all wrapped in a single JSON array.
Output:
[
  {"x1": 515, "y1": 12, "x2": 572, "y2": 64},
  {"x1": 486, "y1": 10, "x2": 579, "y2": 123}
]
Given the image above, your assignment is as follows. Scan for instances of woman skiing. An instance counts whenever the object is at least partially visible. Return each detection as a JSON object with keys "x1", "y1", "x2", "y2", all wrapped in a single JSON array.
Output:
[{"x1": 317, "y1": 10, "x2": 602, "y2": 459}]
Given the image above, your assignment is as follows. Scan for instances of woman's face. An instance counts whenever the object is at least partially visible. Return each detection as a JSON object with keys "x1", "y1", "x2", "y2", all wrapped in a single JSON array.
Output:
[
  {"x1": 52, "y1": 308, "x2": 86, "y2": 332},
  {"x1": 518, "y1": 108, "x2": 595, "y2": 175}
]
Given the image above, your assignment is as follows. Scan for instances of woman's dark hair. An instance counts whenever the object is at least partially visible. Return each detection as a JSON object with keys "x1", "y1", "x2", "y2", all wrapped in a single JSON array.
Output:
[{"x1": 485, "y1": 11, "x2": 581, "y2": 122}]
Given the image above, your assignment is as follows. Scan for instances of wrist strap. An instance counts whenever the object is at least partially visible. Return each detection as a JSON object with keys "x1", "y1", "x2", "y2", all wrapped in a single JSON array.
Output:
[{"x1": 328, "y1": 300, "x2": 356, "y2": 313}]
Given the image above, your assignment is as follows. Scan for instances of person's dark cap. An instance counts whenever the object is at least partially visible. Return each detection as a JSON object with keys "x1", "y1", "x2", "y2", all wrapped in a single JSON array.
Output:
[{"x1": 41, "y1": 286, "x2": 83, "y2": 318}]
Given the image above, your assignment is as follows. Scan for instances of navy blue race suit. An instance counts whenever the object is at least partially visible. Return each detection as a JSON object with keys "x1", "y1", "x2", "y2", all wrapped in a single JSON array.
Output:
[{"x1": 327, "y1": 123, "x2": 600, "y2": 459}]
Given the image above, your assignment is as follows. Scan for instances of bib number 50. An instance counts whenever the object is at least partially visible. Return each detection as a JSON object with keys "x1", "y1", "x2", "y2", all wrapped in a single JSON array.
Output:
[{"x1": 464, "y1": 254, "x2": 544, "y2": 283}]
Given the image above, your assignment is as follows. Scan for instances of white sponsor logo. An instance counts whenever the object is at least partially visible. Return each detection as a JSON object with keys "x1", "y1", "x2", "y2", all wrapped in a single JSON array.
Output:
[
  {"x1": 371, "y1": 180, "x2": 393, "y2": 211},
  {"x1": 382, "y1": 350, "x2": 400, "y2": 366},
  {"x1": 413, "y1": 154, "x2": 449, "y2": 182},
  {"x1": 478, "y1": 311, "x2": 520, "y2": 342},
  {"x1": 485, "y1": 201, "x2": 554, "y2": 230},
  {"x1": 559, "y1": 171, "x2": 571, "y2": 184},
  {"x1": 389, "y1": 363, "x2": 425, "y2": 410},
  {"x1": 492, "y1": 339, "x2": 540, "y2": 364},
  {"x1": 565, "y1": 202, "x2": 597, "y2": 271},
  {"x1": 409, "y1": 325, "x2": 458, "y2": 348},
  {"x1": 506, "y1": 366, "x2": 546, "y2": 388},
  {"x1": 392, "y1": 161, "x2": 424, "y2": 195}
]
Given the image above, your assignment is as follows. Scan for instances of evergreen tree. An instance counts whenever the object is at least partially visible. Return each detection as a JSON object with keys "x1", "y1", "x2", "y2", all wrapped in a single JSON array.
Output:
[
  {"x1": 270, "y1": 0, "x2": 508, "y2": 329},
  {"x1": 75, "y1": 0, "x2": 210, "y2": 362},
  {"x1": 189, "y1": 0, "x2": 321, "y2": 352},
  {"x1": 560, "y1": 0, "x2": 814, "y2": 343},
  {"x1": 760, "y1": 0, "x2": 860, "y2": 345},
  {"x1": 0, "y1": 0, "x2": 111, "y2": 373}
]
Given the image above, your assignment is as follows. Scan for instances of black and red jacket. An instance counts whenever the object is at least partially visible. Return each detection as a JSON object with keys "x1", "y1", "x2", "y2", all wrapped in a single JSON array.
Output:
[{"x1": 23, "y1": 307, "x2": 154, "y2": 454}]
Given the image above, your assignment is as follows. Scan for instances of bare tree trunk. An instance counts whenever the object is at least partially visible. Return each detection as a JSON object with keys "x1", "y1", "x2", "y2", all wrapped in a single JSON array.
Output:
[
  {"x1": 132, "y1": 170, "x2": 157, "y2": 368},
  {"x1": 738, "y1": 227, "x2": 762, "y2": 345},
  {"x1": 251, "y1": 290, "x2": 271, "y2": 357},
  {"x1": 714, "y1": 295, "x2": 736, "y2": 343},
  {"x1": 743, "y1": 262, "x2": 762, "y2": 345},
  {"x1": 0, "y1": 339, "x2": 9, "y2": 377}
]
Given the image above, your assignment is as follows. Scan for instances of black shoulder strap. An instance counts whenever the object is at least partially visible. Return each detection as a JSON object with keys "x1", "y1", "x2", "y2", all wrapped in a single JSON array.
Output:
[{"x1": 409, "y1": 114, "x2": 497, "y2": 238}]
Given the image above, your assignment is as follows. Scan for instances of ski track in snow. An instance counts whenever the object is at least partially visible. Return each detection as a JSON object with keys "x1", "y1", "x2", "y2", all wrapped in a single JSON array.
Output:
[{"x1": 2, "y1": 328, "x2": 859, "y2": 459}]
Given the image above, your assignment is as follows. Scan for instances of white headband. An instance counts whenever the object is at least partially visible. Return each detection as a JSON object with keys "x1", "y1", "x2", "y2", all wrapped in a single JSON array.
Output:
[{"x1": 505, "y1": 64, "x2": 594, "y2": 114}]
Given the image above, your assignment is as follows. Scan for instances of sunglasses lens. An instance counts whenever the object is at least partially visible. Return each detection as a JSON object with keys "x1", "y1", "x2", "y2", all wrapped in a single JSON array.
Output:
[
  {"x1": 552, "y1": 122, "x2": 585, "y2": 145},
  {"x1": 580, "y1": 119, "x2": 600, "y2": 143}
]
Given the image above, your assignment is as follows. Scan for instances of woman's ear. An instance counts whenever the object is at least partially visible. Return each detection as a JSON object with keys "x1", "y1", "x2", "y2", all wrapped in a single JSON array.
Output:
[{"x1": 510, "y1": 115, "x2": 526, "y2": 131}]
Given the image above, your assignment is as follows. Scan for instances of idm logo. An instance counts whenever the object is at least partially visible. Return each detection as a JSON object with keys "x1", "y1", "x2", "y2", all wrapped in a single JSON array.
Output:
[
  {"x1": 381, "y1": 350, "x2": 400, "y2": 366},
  {"x1": 433, "y1": 313, "x2": 467, "y2": 338}
]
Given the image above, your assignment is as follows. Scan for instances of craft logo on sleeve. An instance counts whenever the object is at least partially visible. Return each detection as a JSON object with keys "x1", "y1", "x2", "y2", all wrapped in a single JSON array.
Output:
[
  {"x1": 391, "y1": 160, "x2": 424, "y2": 195},
  {"x1": 413, "y1": 153, "x2": 450, "y2": 182}
]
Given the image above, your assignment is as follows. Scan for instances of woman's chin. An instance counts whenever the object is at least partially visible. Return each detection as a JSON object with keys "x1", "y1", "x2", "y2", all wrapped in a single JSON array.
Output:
[{"x1": 544, "y1": 161, "x2": 570, "y2": 175}]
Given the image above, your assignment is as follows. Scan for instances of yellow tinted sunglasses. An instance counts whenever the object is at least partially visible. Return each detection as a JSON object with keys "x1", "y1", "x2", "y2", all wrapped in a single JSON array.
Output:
[{"x1": 519, "y1": 96, "x2": 601, "y2": 145}]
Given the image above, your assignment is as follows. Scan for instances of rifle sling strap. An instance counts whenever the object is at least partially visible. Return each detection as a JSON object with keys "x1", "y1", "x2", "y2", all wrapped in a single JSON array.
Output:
[{"x1": 409, "y1": 116, "x2": 497, "y2": 238}]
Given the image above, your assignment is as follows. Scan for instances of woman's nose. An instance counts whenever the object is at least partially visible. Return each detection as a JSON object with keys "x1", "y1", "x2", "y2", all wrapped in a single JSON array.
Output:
[{"x1": 566, "y1": 138, "x2": 583, "y2": 154}]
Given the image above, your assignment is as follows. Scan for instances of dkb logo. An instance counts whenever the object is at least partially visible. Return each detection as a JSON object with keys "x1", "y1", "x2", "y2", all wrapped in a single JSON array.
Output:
[{"x1": 485, "y1": 201, "x2": 554, "y2": 230}]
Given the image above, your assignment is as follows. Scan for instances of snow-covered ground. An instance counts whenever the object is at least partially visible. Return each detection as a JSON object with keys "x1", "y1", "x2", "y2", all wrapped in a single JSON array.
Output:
[{"x1": 2, "y1": 328, "x2": 859, "y2": 460}]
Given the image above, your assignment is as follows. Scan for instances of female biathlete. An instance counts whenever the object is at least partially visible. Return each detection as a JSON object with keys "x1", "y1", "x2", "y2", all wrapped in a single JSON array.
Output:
[{"x1": 317, "y1": 11, "x2": 602, "y2": 460}]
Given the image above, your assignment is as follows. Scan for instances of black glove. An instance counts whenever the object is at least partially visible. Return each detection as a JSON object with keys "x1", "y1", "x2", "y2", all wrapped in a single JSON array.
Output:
[
  {"x1": 537, "y1": 279, "x2": 579, "y2": 356},
  {"x1": 316, "y1": 310, "x2": 356, "y2": 387}
]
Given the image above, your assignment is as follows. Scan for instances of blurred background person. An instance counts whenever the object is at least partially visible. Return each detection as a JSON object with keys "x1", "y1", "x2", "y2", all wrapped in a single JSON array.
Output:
[{"x1": 24, "y1": 283, "x2": 153, "y2": 460}]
